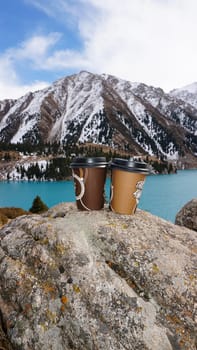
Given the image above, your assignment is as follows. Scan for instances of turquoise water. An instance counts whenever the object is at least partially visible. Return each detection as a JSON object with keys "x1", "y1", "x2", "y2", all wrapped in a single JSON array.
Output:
[{"x1": 0, "y1": 169, "x2": 196, "y2": 223}]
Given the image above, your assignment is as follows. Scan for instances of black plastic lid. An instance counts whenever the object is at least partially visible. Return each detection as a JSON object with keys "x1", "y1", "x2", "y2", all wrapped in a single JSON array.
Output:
[
  {"x1": 110, "y1": 158, "x2": 150, "y2": 173},
  {"x1": 71, "y1": 157, "x2": 107, "y2": 168}
]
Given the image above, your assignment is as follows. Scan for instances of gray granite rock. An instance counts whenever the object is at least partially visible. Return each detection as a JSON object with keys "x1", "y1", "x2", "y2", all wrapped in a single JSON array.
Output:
[
  {"x1": 0, "y1": 203, "x2": 196, "y2": 350},
  {"x1": 175, "y1": 198, "x2": 197, "y2": 232}
]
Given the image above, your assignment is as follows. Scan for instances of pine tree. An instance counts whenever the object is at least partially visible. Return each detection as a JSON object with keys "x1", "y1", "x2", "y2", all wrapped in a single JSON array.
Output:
[{"x1": 29, "y1": 196, "x2": 48, "y2": 214}]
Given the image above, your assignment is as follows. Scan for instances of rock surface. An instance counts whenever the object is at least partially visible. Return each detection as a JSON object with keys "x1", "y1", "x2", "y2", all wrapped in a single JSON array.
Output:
[
  {"x1": 175, "y1": 198, "x2": 197, "y2": 232},
  {"x1": 0, "y1": 203, "x2": 196, "y2": 350}
]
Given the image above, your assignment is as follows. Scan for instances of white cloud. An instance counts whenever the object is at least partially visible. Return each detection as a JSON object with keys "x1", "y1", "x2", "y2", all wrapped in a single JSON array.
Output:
[
  {"x1": 0, "y1": 79, "x2": 49, "y2": 100},
  {"x1": 25, "y1": 0, "x2": 81, "y2": 26},
  {"x1": 43, "y1": 50, "x2": 89, "y2": 70},
  {"x1": 24, "y1": 0, "x2": 197, "y2": 91},
  {"x1": 6, "y1": 32, "x2": 61, "y2": 66},
  {"x1": 0, "y1": 33, "x2": 59, "y2": 99},
  {"x1": 77, "y1": 0, "x2": 197, "y2": 91},
  {"x1": 0, "y1": 52, "x2": 49, "y2": 99},
  {"x1": 1, "y1": 0, "x2": 197, "y2": 100}
]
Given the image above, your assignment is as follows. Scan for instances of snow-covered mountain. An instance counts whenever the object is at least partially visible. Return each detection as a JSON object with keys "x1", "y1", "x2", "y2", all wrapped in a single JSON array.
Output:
[
  {"x1": 170, "y1": 82, "x2": 197, "y2": 109},
  {"x1": 0, "y1": 71, "x2": 197, "y2": 161}
]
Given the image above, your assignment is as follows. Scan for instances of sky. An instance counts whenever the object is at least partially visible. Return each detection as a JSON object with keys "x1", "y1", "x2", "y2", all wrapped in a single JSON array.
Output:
[{"x1": 0, "y1": 0, "x2": 197, "y2": 100}]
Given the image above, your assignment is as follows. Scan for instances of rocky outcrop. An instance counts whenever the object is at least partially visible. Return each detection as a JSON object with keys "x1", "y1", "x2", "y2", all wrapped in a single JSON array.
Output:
[
  {"x1": 175, "y1": 198, "x2": 197, "y2": 232},
  {"x1": 0, "y1": 203, "x2": 196, "y2": 350}
]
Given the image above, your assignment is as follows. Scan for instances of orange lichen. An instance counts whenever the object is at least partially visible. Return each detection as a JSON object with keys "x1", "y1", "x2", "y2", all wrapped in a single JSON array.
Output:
[
  {"x1": 178, "y1": 330, "x2": 192, "y2": 348},
  {"x1": 175, "y1": 326, "x2": 185, "y2": 335},
  {"x1": 43, "y1": 283, "x2": 57, "y2": 298},
  {"x1": 166, "y1": 314, "x2": 182, "y2": 325},
  {"x1": 61, "y1": 295, "x2": 68, "y2": 304}
]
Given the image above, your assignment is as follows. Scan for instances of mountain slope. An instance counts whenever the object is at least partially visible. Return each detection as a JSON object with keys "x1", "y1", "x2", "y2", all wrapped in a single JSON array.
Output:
[
  {"x1": 0, "y1": 71, "x2": 197, "y2": 162},
  {"x1": 170, "y1": 82, "x2": 197, "y2": 109}
]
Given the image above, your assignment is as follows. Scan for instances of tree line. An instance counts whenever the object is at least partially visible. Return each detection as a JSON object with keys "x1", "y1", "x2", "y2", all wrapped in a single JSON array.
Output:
[{"x1": 1, "y1": 141, "x2": 176, "y2": 179}]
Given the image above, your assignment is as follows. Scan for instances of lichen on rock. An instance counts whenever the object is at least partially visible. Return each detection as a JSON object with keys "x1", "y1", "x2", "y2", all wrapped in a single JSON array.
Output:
[{"x1": 0, "y1": 203, "x2": 196, "y2": 350}]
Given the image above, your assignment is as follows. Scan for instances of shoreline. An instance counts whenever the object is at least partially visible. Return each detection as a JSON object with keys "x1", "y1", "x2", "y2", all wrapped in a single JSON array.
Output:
[{"x1": 1, "y1": 168, "x2": 197, "y2": 183}]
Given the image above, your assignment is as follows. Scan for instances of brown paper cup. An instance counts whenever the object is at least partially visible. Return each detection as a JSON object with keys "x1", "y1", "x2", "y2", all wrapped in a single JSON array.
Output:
[
  {"x1": 110, "y1": 169, "x2": 146, "y2": 214},
  {"x1": 109, "y1": 158, "x2": 149, "y2": 215},
  {"x1": 71, "y1": 157, "x2": 107, "y2": 211}
]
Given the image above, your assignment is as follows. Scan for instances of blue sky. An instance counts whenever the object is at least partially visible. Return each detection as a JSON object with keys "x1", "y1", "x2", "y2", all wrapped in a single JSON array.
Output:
[{"x1": 0, "y1": 0, "x2": 197, "y2": 99}]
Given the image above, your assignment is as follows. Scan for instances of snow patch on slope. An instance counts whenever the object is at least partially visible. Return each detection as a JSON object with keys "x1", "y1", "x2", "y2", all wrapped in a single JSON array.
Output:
[
  {"x1": 11, "y1": 115, "x2": 38, "y2": 143},
  {"x1": 50, "y1": 73, "x2": 104, "y2": 142},
  {"x1": 23, "y1": 91, "x2": 46, "y2": 115}
]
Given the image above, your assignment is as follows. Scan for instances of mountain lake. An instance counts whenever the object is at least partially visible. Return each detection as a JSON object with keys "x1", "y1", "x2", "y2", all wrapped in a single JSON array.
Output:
[{"x1": 0, "y1": 169, "x2": 197, "y2": 223}]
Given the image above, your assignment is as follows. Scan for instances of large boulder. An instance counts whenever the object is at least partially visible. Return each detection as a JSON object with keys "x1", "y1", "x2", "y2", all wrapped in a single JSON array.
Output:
[
  {"x1": 0, "y1": 203, "x2": 196, "y2": 350},
  {"x1": 175, "y1": 198, "x2": 197, "y2": 232}
]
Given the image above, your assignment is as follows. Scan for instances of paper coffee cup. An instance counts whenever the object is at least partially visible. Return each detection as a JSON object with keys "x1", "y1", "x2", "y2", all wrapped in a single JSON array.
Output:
[
  {"x1": 110, "y1": 158, "x2": 149, "y2": 215},
  {"x1": 71, "y1": 157, "x2": 107, "y2": 210}
]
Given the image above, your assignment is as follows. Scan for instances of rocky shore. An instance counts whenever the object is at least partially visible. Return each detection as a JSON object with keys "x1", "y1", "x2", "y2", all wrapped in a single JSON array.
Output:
[{"x1": 0, "y1": 203, "x2": 196, "y2": 349}]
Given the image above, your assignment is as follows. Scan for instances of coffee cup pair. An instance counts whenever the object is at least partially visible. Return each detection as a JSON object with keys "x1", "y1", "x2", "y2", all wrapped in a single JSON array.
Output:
[{"x1": 71, "y1": 157, "x2": 149, "y2": 215}]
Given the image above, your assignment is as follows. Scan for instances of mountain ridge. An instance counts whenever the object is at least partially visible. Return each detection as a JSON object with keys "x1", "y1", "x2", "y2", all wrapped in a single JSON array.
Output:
[{"x1": 0, "y1": 71, "x2": 196, "y2": 165}]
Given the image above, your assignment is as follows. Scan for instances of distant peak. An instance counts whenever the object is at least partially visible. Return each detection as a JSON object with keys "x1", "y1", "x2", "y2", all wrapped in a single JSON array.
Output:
[
  {"x1": 171, "y1": 82, "x2": 197, "y2": 94},
  {"x1": 78, "y1": 70, "x2": 93, "y2": 76},
  {"x1": 181, "y1": 82, "x2": 197, "y2": 93}
]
